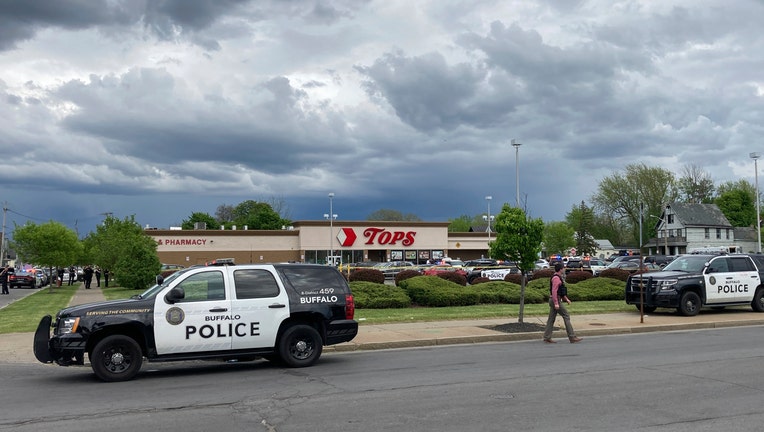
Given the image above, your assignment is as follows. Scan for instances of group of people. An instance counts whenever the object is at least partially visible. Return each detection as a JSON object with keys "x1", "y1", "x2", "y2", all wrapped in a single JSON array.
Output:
[{"x1": 61, "y1": 265, "x2": 110, "y2": 288}]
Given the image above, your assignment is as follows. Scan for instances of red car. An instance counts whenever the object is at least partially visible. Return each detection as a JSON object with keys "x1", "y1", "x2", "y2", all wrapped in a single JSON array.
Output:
[
  {"x1": 9, "y1": 270, "x2": 36, "y2": 289},
  {"x1": 422, "y1": 265, "x2": 468, "y2": 277}
]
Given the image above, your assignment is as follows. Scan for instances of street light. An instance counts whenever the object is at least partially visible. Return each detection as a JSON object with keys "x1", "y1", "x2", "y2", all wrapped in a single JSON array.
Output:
[
  {"x1": 751, "y1": 153, "x2": 761, "y2": 253},
  {"x1": 511, "y1": 139, "x2": 522, "y2": 207},
  {"x1": 483, "y1": 196, "x2": 494, "y2": 258},
  {"x1": 324, "y1": 192, "x2": 337, "y2": 265}
]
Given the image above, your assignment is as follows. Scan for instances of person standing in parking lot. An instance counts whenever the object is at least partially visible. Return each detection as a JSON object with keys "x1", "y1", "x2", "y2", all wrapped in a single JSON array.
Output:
[
  {"x1": 543, "y1": 262, "x2": 582, "y2": 344},
  {"x1": 1, "y1": 265, "x2": 10, "y2": 294},
  {"x1": 68, "y1": 266, "x2": 76, "y2": 285},
  {"x1": 83, "y1": 265, "x2": 94, "y2": 289},
  {"x1": 95, "y1": 267, "x2": 102, "y2": 287}
]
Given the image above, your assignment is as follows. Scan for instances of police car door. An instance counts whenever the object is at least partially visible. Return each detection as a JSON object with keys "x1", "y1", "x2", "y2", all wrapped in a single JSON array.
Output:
[
  {"x1": 704, "y1": 256, "x2": 757, "y2": 304},
  {"x1": 154, "y1": 268, "x2": 233, "y2": 355},
  {"x1": 229, "y1": 267, "x2": 290, "y2": 350}
]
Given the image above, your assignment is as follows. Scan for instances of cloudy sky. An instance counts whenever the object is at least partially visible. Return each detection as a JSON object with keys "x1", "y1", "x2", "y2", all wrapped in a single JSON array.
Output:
[{"x1": 1, "y1": 0, "x2": 763, "y2": 237}]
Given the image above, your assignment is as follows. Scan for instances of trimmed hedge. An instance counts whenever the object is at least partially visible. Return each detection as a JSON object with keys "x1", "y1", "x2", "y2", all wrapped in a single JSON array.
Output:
[
  {"x1": 395, "y1": 269, "x2": 423, "y2": 286},
  {"x1": 565, "y1": 271, "x2": 594, "y2": 284},
  {"x1": 599, "y1": 268, "x2": 631, "y2": 282},
  {"x1": 349, "y1": 268, "x2": 385, "y2": 284},
  {"x1": 436, "y1": 272, "x2": 467, "y2": 286},
  {"x1": 352, "y1": 275, "x2": 626, "y2": 308},
  {"x1": 349, "y1": 281, "x2": 412, "y2": 308}
]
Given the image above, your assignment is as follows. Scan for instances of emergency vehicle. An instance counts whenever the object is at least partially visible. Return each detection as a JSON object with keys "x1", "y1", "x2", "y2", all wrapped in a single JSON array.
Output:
[{"x1": 33, "y1": 259, "x2": 358, "y2": 382}]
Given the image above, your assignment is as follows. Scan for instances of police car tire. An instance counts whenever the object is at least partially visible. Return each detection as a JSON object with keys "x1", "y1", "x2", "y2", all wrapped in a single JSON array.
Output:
[
  {"x1": 91, "y1": 335, "x2": 143, "y2": 382},
  {"x1": 278, "y1": 324, "x2": 323, "y2": 368},
  {"x1": 678, "y1": 291, "x2": 701, "y2": 317},
  {"x1": 752, "y1": 288, "x2": 764, "y2": 312}
]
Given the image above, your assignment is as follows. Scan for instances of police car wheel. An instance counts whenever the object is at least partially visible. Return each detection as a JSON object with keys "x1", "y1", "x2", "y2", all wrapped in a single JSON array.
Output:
[
  {"x1": 752, "y1": 288, "x2": 764, "y2": 312},
  {"x1": 91, "y1": 335, "x2": 143, "y2": 382},
  {"x1": 278, "y1": 325, "x2": 323, "y2": 368},
  {"x1": 678, "y1": 291, "x2": 700, "y2": 317}
]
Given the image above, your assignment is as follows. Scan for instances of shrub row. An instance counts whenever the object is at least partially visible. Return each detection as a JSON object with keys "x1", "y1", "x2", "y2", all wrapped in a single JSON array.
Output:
[{"x1": 350, "y1": 274, "x2": 626, "y2": 309}]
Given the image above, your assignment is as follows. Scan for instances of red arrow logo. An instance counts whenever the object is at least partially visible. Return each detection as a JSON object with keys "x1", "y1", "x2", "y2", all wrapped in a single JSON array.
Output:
[{"x1": 337, "y1": 228, "x2": 356, "y2": 246}]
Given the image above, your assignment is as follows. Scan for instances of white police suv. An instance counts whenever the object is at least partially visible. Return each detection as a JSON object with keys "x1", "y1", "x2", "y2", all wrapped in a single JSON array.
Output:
[{"x1": 34, "y1": 259, "x2": 358, "y2": 382}]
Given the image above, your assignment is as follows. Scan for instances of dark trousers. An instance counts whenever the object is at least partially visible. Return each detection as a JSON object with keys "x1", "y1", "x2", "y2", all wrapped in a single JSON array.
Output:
[
  {"x1": 1, "y1": 281, "x2": 7, "y2": 294},
  {"x1": 84, "y1": 278, "x2": 92, "y2": 289}
]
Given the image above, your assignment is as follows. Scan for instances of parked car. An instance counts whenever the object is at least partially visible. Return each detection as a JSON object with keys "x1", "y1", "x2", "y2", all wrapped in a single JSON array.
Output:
[
  {"x1": 643, "y1": 255, "x2": 674, "y2": 268},
  {"x1": 422, "y1": 265, "x2": 468, "y2": 277},
  {"x1": 534, "y1": 259, "x2": 550, "y2": 270},
  {"x1": 9, "y1": 270, "x2": 36, "y2": 289},
  {"x1": 373, "y1": 261, "x2": 415, "y2": 279},
  {"x1": 607, "y1": 261, "x2": 661, "y2": 273},
  {"x1": 587, "y1": 258, "x2": 608, "y2": 275}
]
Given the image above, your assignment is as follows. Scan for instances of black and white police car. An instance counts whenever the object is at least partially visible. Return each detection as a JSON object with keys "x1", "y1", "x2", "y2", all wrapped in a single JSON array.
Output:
[{"x1": 34, "y1": 259, "x2": 358, "y2": 382}]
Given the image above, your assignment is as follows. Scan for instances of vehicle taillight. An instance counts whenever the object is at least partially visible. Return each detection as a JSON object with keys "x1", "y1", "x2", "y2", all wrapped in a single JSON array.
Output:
[{"x1": 345, "y1": 294, "x2": 355, "y2": 320}]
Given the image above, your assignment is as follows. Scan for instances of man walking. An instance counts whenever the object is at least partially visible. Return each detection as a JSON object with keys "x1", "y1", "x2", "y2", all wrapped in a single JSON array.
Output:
[{"x1": 543, "y1": 262, "x2": 582, "y2": 344}]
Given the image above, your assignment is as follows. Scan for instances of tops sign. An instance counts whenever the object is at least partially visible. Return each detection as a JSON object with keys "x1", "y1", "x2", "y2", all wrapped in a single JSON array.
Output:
[{"x1": 338, "y1": 227, "x2": 416, "y2": 247}]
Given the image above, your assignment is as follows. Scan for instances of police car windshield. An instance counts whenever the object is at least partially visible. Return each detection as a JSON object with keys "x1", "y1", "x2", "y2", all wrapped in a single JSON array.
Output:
[
  {"x1": 662, "y1": 255, "x2": 710, "y2": 273},
  {"x1": 135, "y1": 269, "x2": 187, "y2": 299}
]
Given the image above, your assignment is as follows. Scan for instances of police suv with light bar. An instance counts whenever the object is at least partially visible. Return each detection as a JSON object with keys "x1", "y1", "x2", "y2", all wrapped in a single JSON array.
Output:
[
  {"x1": 625, "y1": 253, "x2": 764, "y2": 316},
  {"x1": 33, "y1": 259, "x2": 358, "y2": 382}
]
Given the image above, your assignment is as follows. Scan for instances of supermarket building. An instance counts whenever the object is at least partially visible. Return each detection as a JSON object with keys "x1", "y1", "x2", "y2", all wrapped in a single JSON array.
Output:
[{"x1": 147, "y1": 221, "x2": 493, "y2": 266}]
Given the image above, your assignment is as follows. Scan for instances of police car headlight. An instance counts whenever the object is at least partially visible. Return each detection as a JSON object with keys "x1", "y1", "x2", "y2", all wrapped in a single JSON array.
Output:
[
  {"x1": 658, "y1": 279, "x2": 678, "y2": 290},
  {"x1": 58, "y1": 317, "x2": 80, "y2": 335}
]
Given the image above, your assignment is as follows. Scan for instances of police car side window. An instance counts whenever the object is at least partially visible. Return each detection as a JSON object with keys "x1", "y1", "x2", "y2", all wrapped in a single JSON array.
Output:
[
  {"x1": 177, "y1": 271, "x2": 226, "y2": 302},
  {"x1": 730, "y1": 257, "x2": 755, "y2": 272},
  {"x1": 707, "y1": 258, "x2": 729, "y2": 273},
  {"x1": 233, "y1": 269, "x2": 280, "y2": 299}
]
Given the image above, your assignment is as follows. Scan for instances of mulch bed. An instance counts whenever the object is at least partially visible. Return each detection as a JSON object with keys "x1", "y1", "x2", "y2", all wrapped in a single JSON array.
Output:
[{"x1": 483, "y1": 322, "x2": 547, "y2": 333}]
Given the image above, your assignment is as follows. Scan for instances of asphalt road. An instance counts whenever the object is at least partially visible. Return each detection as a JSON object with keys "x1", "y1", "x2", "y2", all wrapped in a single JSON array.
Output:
[{"x1": 2, "y1": 325, "x2": 764, "y2": 431}]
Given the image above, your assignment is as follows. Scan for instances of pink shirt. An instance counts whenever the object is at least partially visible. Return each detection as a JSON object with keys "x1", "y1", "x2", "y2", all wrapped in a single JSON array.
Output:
[{"x1": 551, "y1": 272, "x2": 564, "y2": 305}]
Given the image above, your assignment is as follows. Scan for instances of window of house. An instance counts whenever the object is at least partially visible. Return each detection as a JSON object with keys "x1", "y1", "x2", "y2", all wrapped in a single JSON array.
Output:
[
  {"x1": 716, "y1": 228, "x2": 722, "y2": 239},
  {"x1": 676, "y1": 228, "x2": 682, "y2": 238},
  {"x1": 726, "y1": 229, "x2": 730, "y2": 239},
  {"x1": 704, "y1": 228, "x2": 710, "y2": 239},
  {"x1": 669, "y1": 229, "x2": 674, "y2": 237},
  {"x1": 668, "y1": 214, "x2": 674, "y2": 223}
]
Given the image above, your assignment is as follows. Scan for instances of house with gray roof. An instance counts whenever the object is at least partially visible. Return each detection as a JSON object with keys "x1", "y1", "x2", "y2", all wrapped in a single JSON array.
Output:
[{"x1": 645, "y1": 202, "x2": 759, "y2": 255}]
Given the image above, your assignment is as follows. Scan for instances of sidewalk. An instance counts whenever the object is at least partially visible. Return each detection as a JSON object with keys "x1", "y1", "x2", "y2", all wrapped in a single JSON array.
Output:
[{"x1": 3, "y1": 283, "x2": 764, "y2": 364}]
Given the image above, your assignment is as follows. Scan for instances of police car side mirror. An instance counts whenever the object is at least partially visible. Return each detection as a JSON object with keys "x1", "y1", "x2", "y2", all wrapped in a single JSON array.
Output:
[
  {"x1": 156, "y1": 275, "x2": 164, "y2": 285},
  {"x1": 164, "y1": 287, "x2": 185, "y2": 304}
]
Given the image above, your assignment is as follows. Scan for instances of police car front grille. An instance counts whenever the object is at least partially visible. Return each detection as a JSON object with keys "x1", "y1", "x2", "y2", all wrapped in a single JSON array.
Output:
[{"x1": 628, "y1": 278, "x2": 656, "y2": 293}]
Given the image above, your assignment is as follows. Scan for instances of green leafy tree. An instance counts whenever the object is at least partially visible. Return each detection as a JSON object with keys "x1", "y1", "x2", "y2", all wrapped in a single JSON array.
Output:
[
  {"x1": 227, "y1": 200, "x2": 290, "y2": 230},
  {"x1": 543, "y1": 221, "x2": 575, "y2": 256},
  {"x1": 367, "y1": 209, "x2": 422, "y2": 221},
  {"x1": 677, "y1": 164, "x2": 715, "y2": 203},
  {"x1": 489, "y1": 205, "x2": 544, "y2": 323},
  {"x1": 715, "y1": 180, "x2": 756, "y2": 227},
  {"x1": 11, "y1": 221, "x2": 82, "y2": 292},
  {"x1": 591, "y1": 163, "x2": 678, "y2": 246},
  {"x1": 181, "y1": 212, "x2": 220, "y2": 230},
  {"x1": 83, "y1": 215, "x2": 161, "y2": 289},
  {"x1": 566, "y1": 201, "x2": 598, "y2": 256},
  {"x1": 448, "y1": 215, "x2": 472, "y2": 232}
]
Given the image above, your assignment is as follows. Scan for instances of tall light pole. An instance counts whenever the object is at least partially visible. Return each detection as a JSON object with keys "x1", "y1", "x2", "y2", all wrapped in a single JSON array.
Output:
[
  {"x1": 483, "y1": 196, "x2": 494, "y2": 257},
  {"x1": 323, "y1": 192, "x2": 337, "y2": 264},
  {"x1": 511, "y1": 139, "x2": 522, "y2": 207},
  {"x1": 751, "y1": 153, "x2": 761, "y2": 253}
]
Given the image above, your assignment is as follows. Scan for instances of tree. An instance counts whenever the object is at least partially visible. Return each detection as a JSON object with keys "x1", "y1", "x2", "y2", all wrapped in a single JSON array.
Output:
[
  {"x1": 11, "y1": 221, "x2": 82, "y2": 292},
  {"x1": 181, "y1": 212, "x2": 220, "y2": 230},
  {"x1": 565, "y1": 201, "x2": 599, "y2": 256},
  {"x1": 448, "y1": 215, "x2": 472, "y2": 232},
  {"x1": 83, "y1": 215, "x2": 161, "y2": 290},
  {"x1": 489, "y1": 205, "x2": 544, "y2": 323},
  {"x1": 215, "y1": 204, "x2": 235, "y2": 224},
  {"x1": 367, "y1": 209, "x2": 422, "y2": 221},
  {"x1": 227, "y1": 200, "x2": 290, "y2": 230},
  {"x1": 591, "y1": 163, "x2": 679, "y2": 246},
  {"x1": 715, "y1": 180, "x2": 756, "y2": 227},
  {"x1": 677, "y1": 164, "x2": 715, "y2": 203},
  {"x1": 543, "y1": 221, "x2": 575, "y2": 256}
]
